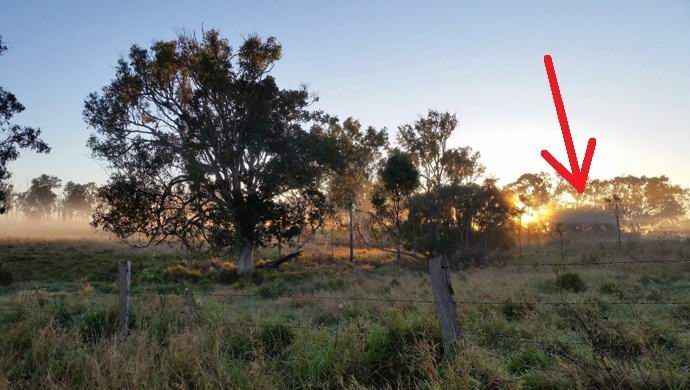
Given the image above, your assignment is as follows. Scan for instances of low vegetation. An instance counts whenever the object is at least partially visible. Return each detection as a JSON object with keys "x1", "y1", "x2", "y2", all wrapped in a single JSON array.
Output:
[{"x1": 0, "y1": 237, "x2": 689, "y2": 389}]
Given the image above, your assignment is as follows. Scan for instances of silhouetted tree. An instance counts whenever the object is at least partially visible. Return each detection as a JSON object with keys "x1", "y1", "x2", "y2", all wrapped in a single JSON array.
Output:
[
  {"x1": 20, "y1": 174, "x2": 61, "y2": 219},
  {"x1": 84, "y1": 31, "x2": 335, "y2": 272},
  {"x1": 371, "y1": 149, "x2": 420, "y2": 261},
  {"x1": 0, "y1": 183, "x2": 13, "y2": 216},
  {"x1": 323, "y1": 117, "x2": 387, "y2": 262},
  {"x1": 0, "y1": 35, "x2": 50, "y2": 214},
  {"x1": 506, "y1": 172, "x2": 552, "y2": 243},
  {"x1": 398, "y1": 110, "x2": 484, "y2": 192},
  {"x1": 62, "y1": 181, "x2": 97, "y2": 221}
]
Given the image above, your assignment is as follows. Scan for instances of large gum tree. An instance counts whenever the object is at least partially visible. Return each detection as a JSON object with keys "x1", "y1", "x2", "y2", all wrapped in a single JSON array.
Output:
[{"x1": 84, "y1": 30, "x2": 334, "y2": 272}]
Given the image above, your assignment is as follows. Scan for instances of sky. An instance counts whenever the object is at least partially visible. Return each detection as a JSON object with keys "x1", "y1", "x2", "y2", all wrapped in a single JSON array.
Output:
[{"x1": 1, "y1": 0, "x2": 690, "y2": 192}]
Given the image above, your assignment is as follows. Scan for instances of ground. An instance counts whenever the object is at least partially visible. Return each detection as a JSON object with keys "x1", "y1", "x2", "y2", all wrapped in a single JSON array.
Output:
[{"x1": 0, "y1": 223, "x2": 689, "y2": 389}]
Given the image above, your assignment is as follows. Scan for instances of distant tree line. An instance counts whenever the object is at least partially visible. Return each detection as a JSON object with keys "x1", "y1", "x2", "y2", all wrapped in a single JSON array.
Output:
[{"x1": 1, "y1": 175, "x2": 97, "y2": 221}]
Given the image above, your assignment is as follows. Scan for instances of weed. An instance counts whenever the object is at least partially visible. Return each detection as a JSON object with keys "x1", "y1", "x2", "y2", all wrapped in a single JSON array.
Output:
[
  {"x1": 259, "y1": 323, "x2": 293, "y2": 356},
  {"x1": 163, "y1": 264, "x2": 202, "y2": 283},
  {"x1": 507, "y1": 348, "x2": 551, "y2": 374},
  {"x1": 556, "y1": 272, "x2": 587, "y2": 292}
]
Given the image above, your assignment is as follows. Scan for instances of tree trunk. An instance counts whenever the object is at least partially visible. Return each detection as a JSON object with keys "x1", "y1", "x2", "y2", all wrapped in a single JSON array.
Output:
[
  {"x1": 428, "y1": 255, "x2": 462, "y2": 354},
  {"x1": 517, "y1": 226, "x2": 522, "y2": 257},
  {"x1": 614, "y1": 205, "x2": 621, "y2": 249},
  {"x1": 394, "y1": 205, "x2": 401, "y2": 262},
  {"x1": 349, "y1": 203, "x2": 355, "y2": 263},
  {"x1": 238, "y1": 242, "x2": 254, "y2": 273},
  {"x1": 330, "y1": 223, "x2": 335, "y2": 261}
]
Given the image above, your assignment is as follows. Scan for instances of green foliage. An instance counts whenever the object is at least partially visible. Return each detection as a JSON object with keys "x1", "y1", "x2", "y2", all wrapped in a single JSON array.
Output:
[
  {"x1": 402, "y1": 181, "x2": 515, "y2": 257},
  {"x1": 378, "y1": 149, "x2": 419, "y2": 197},
  {"x1": 599, "y1": 281, "x2": 623, "y2": 297},
  {"x1": 77, "y1": 306, "x2": 119, "y2": 343},
  {"x1": 501, "y1": 299, "x2": 534, "y2": 321},
  {"x1": 397, "y1": 110, "x2": 484, "y2": 191},
  {"x1": 257, "y1": 280, "x2": 290, "y2": 299},
  {"x1": 0, "y1": 265, "x2": 13, "y2": 286},
  {"x1": 507, "y1": 348, "x2": 551, "y2": 374},
  {"x1": 17, "y1": 174, "x2": 62, "y2": 219},
  {"x1": 324, "y1": 117, "x2": 388, "y2": 208},
  {"x1": 217, "y1": 268, "x2": 241, "y2": 285},
  {"x1": 0, "y1": 240, "x2": 689, "y2": 388},
  {"x1": 85, "y1": 30, "x2": 335, "y2": 269},
  {"x1": 556, "y1": 272, "x2": 587, "y2": 292},
  {"x1": 361, "y1": 314, "x2": 441, "y2": 386},
  {"x1": 163, "y1": 264, "x2": 202, "y2": 283},
  {"x1": 259, "y1": 323, "x2": 294, "y2": 356}
]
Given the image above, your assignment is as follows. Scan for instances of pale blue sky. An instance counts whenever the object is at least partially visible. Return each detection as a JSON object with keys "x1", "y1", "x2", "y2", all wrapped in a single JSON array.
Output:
[{"x1": 1, "y1": 0, "x2": 690, "y2": 191}]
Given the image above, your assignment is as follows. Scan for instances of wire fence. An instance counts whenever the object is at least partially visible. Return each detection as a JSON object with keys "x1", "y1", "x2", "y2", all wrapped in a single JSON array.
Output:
[{"x1": 1, "y1": 256, "x2": 689, "y2": 357}]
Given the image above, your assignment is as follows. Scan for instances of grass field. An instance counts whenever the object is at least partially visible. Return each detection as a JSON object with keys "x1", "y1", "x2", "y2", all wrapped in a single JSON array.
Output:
[{"x1": 1, "y1": 228, "x2": 689, "y2": 389}]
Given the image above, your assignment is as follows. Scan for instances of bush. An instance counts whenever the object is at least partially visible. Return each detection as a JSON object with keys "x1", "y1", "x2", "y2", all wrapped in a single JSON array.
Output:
[
  {"x1": 501, "y1": 299, "x2": 534, "y2": 321},
  {"x1": 259, "y1": 323, "x2": 293, "y2": 356},
  {"x1": 556, "y1": 273, "x2": 586, "y2": 293},
  {"x1": 0, "y1": 266, "x2": 13, "y2": 286},
  {"x1": 78, "y1": 306, "x2": 120, "y2": 343},
  {"x1": 217, "y1": 268, "x2": 240, "y2": 285},
  {"x1": 163, "y1": 264, "x2": 202, "y2": 283},
  {"x1": 599, "y1": 281, "x2": 623, "y2": 297},
  {"x1": 257, "y1": 281, "x2": 290, "y2": 299},
  {"x1": 507, "y1": 348, "x2": 551, "y2": 374},
  {"x1": 362, "y1": 317, "x2": 442, "y2": 386}
]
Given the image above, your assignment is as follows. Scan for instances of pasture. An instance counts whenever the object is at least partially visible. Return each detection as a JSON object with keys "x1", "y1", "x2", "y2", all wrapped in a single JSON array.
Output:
[{"x1": 1, "y1": 230, "x2": 689, "y2": 389}]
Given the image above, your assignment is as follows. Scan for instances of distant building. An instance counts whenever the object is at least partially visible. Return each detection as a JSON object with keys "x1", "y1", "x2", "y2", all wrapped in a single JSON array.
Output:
[{"x1": 550, "y1": 208, "x2": 617, "y2": 235}]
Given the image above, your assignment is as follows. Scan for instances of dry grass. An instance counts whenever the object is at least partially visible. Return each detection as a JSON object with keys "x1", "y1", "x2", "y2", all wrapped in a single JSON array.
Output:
[{"x1": 0, "y1": 237, "x2": 689, "y2": 388}]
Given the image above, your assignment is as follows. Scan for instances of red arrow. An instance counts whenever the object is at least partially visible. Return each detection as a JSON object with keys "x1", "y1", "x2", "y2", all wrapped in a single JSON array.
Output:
[{"x1": 541, "y1": 54, "x2": 596, "y2": 193}]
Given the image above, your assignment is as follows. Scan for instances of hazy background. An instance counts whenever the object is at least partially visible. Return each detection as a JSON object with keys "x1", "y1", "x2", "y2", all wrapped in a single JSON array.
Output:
[{"x1": 1, "y1": 0, "x2": 689, "y2": 191}]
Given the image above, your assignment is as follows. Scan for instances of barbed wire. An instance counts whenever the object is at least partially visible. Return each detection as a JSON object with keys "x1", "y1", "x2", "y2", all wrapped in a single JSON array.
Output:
[
  {"x1": 292, "y1": 257, "x2": 690, "y2": 271},
  {"x1": 3, "y1": 289, "x2": 688, "y2": 307}
]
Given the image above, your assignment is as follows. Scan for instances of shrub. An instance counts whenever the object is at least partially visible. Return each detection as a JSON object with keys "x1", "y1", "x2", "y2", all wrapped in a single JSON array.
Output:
[
  {"x1": 501, "y1": 299, "x2": 534, "y2": 321},
  {"x1": 78, "y1": 306, "x2": 120, "y2": 343},
  {"x1": 217, "y1": 268, "x2": 240, "y2": 285},
  {"x1": 599, "y1": 281, "x2": 622, "y2": 297},
  {"x1": 221, "y1": 328, "x2": 255, "y2": 361},
  {"x1": 0, "y1": 267, "x2": 13, "y2": 286},
  {"x1": 507, "y1": 348, "x2": 551, "y2": 374},
  {"x1": 362, "y1": 317, "x2": 442, "y2": 386},
  {"x1": 257, "y1": 281, "x2": 290, "y2": 299},
  {"x1": 163, "y1": 264, "x2": 202, "y2": 283},
  {"x1": 556, "y1": 273, "x2": 586, "y2": 293},
  {"x1": 259, "y1": 323, "x2": 293, "y2": 356}
]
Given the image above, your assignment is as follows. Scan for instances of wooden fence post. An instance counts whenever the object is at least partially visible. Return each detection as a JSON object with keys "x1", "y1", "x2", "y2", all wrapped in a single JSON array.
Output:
[
  {"x1": 428, "y1": 255, "x2": 462, "y2": 354},
  {"x1": 118, "y1": 261, "x2": 131, "y2": 336}
]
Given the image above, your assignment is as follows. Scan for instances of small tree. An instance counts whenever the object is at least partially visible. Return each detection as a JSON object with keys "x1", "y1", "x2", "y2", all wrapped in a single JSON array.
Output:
[
  {"x1": 323, "y1": 117, "x2": 387, "y2": 262},
  {"x1": 85, "y1": 30, "x2": 335, "y2": 272},
  {"x1": 398, "y1": 110, "x2": 484, "y2": 192},
  {"x1": 605, "y1": 194, "x2": 622, "y2": 248},
  {"x1": 371, "y1": 149, "x2": 419, "y2": 261},
  {"x1": 505, "y1": 172, "x2": 552, "y2": 243},
  {"x1": 0, "y1": 35, "x2": 50, "y2": 214},
  {"x1": 62, "y1": 181, "x2": 98, "y2": 221},
  {"x1": 20, "y1": 174, "x2": 62, "y2": 219}
]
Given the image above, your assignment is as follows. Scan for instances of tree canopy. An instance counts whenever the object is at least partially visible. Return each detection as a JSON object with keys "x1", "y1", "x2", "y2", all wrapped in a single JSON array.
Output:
[
  {"x1": 18, "y1": 174, "x2": 62, "y2": 219},
  {"x1": 398, "y1": 110, "x2": 484, "y2": 191},
  {"x1": 84, "y1": 30, "x2": 335, "y2": 271}
]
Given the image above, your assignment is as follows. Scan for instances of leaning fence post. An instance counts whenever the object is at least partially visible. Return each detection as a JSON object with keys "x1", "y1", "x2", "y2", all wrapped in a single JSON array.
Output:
[
  {"x1": 118, "y1": 261, "x2": 131, "y2": 336},
  {"x1": 428, "y1": 255, "x2": 462, "y2": 354}
]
